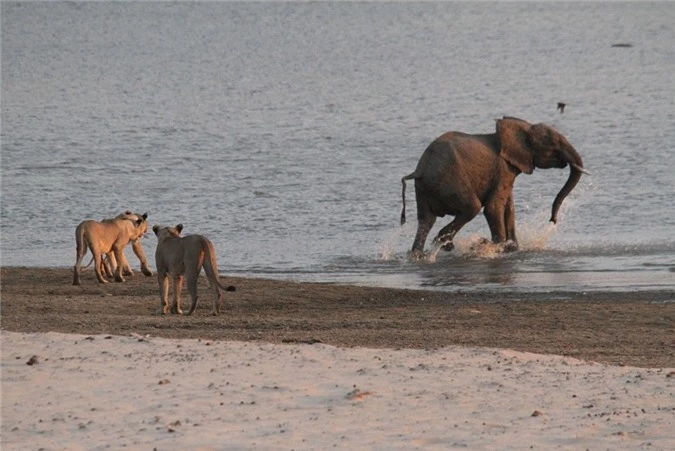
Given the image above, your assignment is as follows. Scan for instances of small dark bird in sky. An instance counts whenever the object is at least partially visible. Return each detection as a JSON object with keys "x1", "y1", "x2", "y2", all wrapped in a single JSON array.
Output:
[{"x1": 557, "y1": 102, "x2": 566, "y2": 114}]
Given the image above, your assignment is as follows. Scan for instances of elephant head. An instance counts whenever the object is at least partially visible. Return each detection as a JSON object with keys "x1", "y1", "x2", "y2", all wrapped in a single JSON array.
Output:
[{"x1": 496, "y1": 117, "x2": 585, "y2": 224}]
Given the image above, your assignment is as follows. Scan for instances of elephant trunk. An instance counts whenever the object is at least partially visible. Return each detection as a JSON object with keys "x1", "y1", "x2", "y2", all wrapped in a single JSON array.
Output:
[{"x1": 550, "y1": 147, "x2": 584, "y2": 224}]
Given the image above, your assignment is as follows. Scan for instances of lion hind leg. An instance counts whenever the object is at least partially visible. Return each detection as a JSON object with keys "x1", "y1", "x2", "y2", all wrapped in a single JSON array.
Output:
[
  {"x1": 92, "y1": 251, "x2": 109, "y2": 284},
  {"x1": 186, "y1": 272, "x2": 200, "y2": 316},
  {"x1": 73, "y1": 231, "x2": 89, "y2": 285},
  {"x1": 211, "y1": 284, "x2": 223, "y2": 316},
  {"x1": 202, "y1": 240, "x2": 226, "y2": 315},
  {"x1": 112, "y1": 246, "x2": 126, "y2": 283},
  {"x1": 171, "y1": 275, "x2": 184, "y2": 315},
  {"x1": 102, "y1": 253, "x2": 115, "y2": 277},
  {"x1": 158, "y1": 271, "x2": 170, "y2": 315}
]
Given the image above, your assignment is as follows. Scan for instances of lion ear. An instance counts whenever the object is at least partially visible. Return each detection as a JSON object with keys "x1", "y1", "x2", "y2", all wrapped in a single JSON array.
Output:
[
  {"x1": 125, "y1": 210, "x2": 133, "y2": 215},
  {"x1": 176, "y1": 224, "x2": 184, "y2": 233},
  {"x1": 142, "y1": 213, "x2": 148, "y2": 221},
  {"x1": 152, "y1": 225, "x2": 160, "y2": 236}
]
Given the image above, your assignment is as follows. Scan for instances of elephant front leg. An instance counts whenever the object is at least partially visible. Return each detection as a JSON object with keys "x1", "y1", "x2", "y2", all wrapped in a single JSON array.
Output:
[
  {"x1": 485, "y1": 197, "x2": 518, "y2": 251},
  {"x1": 485, "y1": 200, "x2": 508, "y2": 244},
  {"x1": 503, "y1": 195, "x2": 519, "y2": 252}
]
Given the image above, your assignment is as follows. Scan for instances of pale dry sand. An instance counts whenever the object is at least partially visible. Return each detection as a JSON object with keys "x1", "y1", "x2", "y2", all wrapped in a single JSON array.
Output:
[{"x1": 2, "y1": 331, "x2": 674, "y2": 450}]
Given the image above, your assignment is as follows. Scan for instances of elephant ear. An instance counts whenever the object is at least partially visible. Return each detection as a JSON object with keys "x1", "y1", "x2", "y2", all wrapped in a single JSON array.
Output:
[{"x1": 496, "y1": 117, "x2": 534, "y2": 174}]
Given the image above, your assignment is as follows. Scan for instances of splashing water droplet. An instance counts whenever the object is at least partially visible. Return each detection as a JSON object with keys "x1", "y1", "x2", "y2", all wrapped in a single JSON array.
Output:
[
  {"x1": 453, "y1": 234, "x2": 507, "y2": 259},
  {"x1": 520, "y1": 223, "x2": 558, "y2": 251},
  {"x1": 378, "y1": 223, "x2": 415, "y2": 261},
  {"x1": 426, "y1": 244, "x2": 442, "y2": 263}
]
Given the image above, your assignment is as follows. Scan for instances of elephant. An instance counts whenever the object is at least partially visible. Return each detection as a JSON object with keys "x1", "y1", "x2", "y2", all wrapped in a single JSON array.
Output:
[{"x1": 400, "y1": 116, "x2": 586, "y2": 256}]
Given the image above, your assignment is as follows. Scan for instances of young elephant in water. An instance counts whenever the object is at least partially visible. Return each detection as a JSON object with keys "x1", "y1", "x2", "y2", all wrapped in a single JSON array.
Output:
[
  {"x1": 401, "y1": 116, "x2": 586, "y2": 257},
  {"x1": 153, "y1": 224, "x2": 234, "y2": 316}
]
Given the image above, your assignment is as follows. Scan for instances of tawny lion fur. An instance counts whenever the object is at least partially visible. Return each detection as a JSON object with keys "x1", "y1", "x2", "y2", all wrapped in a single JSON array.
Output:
[
  {"x1": 83, "y1": 211, "x2": 152, "y2": 278},
  {"x1": 153, "y1": 224, "x2": 231, "y2": 316},
  {"x1": 73, "y1": 211, "x2": 152, "y2": 285}
]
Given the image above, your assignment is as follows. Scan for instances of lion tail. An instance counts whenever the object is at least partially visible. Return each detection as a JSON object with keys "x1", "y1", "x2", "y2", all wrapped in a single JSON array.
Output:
[
  {"x1": 201, "y1": 237, "x2": 230, "y2": 293},
  {"x1": 75, "y1": 222, "x2": 89, "y2": 259},
  {"x1": 81, "y1": 256, "x2": 95, "y2": 270}
]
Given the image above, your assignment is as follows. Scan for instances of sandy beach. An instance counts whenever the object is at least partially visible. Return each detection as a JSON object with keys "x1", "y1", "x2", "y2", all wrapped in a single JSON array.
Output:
[{"x1": 1, "y1": 267, "x2": 674, "y2": 449}]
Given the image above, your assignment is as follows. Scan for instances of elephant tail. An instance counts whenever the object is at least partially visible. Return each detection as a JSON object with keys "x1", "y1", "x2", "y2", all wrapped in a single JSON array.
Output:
[{"x1": 400, "y1": 172, "x2": 417, "y2": 225}]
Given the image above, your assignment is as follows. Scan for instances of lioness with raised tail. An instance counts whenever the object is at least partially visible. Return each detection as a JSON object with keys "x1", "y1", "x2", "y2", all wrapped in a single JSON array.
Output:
[
  {"x1": 73, "y1": 211, "x2": 152, "y2": 285},
  {"x1": 153, "y1": 224, "x2": 233, "y2": 316}
]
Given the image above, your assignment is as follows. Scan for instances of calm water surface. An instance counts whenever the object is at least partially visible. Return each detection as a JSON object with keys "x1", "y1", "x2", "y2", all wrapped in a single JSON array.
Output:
[{"x1": 2, "y1": 2, "x2": 674, "y2": 292}]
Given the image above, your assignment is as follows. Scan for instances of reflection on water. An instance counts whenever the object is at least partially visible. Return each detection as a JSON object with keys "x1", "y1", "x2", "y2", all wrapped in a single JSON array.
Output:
[{"x1": 324, "y1": 236, "x2": 675, "y2": 293}]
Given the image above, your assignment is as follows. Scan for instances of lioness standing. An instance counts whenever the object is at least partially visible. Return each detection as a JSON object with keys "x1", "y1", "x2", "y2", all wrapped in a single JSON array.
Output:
[
  {"x1": 153, "y1": 224, "x2": 232, "y2": 316},
  {"x1": 96, "y1": 211, "x2": 153, "y2": 278},
  {"x1": 73, "y1": 212, "x2": 152, "y2": 285}
]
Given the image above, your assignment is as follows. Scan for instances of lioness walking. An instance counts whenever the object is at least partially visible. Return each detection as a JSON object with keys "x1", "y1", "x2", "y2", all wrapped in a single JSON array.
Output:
[
  {"x1": 73, "y1": 212, "x2": 152, "y2": 285},
  {"x1": 153, "y1": 224, "x2": 233, "y2": 316},
  {"x1": 85, "y1": 211, "x2": 153, "y2": 279}
]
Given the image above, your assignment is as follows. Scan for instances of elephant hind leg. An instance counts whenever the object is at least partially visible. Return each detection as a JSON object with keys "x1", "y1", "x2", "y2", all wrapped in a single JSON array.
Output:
[
  {"x1": 412, "y1": 214, "x2": 436, "y2": 257},
  {"x1": 434, "y1": 202, "x2": 481, "y2": 251},
  {"x1": 411, "y1": 185, "x2": 438, "y2": 257}
]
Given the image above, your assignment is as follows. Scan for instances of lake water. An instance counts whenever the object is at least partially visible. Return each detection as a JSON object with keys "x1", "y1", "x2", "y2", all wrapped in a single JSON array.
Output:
[{"x1": 2, "y1": 1, "x2": 674, "y2": 293}]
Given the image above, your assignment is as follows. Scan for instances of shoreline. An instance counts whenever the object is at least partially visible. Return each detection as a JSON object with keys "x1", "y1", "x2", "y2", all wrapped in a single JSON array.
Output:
[{"x1": 1, "y1": 267, "x2": 674, "y2": 368}]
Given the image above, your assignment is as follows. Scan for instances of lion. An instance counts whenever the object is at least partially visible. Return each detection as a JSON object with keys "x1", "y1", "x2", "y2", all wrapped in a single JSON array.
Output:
[
  {"x1": 82, "y1": 211, "x2": 151, "y2": 278},
  {"x1": 153, "y1": 224, "x2": 234, "y2": 316},
  {"x1": 73, "y1": 211, "x2": 153, "y2": 285}
]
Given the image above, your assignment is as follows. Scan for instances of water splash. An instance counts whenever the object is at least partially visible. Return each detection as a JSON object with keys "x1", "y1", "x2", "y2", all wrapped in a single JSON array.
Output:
[
  {"x1": 377, "y1": 223, "x2": 415, "y2": 261},
  {"x1": 380, "y1": 219, "x2": 560, "y2": 264},
  {"x1": 404, "y1": 218, "x2": 560, "y2": 263},
  {"x1": 426, "y1": 243, "x2": 443, "y2": 263},
  {"x1": 518, "y1": 223, "x2": 558, "y2": 251},
  {"x1": 453, "y1": 235, "x2": 509, "y2": 259}
]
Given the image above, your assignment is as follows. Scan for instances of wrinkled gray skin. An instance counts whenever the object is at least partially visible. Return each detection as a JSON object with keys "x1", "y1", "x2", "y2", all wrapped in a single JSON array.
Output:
[{"x1": 401, "y1": 117, "x2": 585, "y2": 257}]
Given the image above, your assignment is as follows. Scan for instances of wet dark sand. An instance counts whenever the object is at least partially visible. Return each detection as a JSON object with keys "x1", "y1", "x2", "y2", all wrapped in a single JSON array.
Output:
[{"x1": 1, "y1": 267, "x2": 673, "y2": 367}]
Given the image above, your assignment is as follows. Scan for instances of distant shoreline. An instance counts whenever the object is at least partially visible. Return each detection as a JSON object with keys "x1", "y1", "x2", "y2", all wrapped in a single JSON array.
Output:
[{"x1": 1, "y1": 267, "x2": 674, "y2": 368}]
